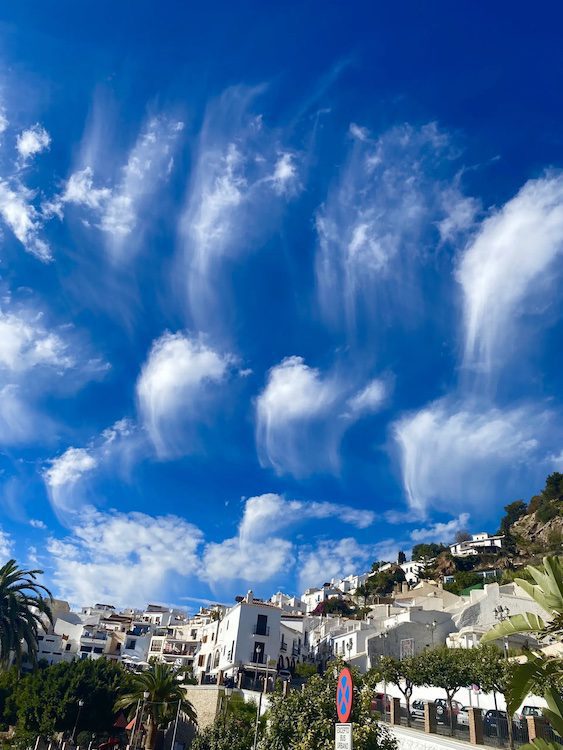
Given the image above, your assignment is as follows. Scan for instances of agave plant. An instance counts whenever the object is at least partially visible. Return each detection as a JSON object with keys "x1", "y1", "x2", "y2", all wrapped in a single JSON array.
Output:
[
  {"x1": 482, "y1": 556, "x2": 563, "y2": 750},
  {"x1": 0, "y1": 559, "x2": 53, "y2": 668}
]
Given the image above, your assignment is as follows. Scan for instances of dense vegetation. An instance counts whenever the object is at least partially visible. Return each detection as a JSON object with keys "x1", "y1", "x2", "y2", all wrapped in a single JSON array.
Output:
[
  {"x1": 260, "y1": 660, "x2": 396, "y2": 750},
  {"x1": 0, "y1": 658, "x2": 129, "y2": 743}
]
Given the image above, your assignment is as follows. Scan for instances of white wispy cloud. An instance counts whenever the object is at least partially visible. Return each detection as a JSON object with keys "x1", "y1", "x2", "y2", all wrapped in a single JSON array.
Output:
[
  {"x1": 410, "y1": 513, "x2": 470, "y2": 544},
  {"x1": 394, "y1": 398, "x2": 551, "y2": 516},
  {"x1": 136, "y1": 331, "x2": 234, "y2": 457},
  {"x1": 256, "y1": 356, "x2": 343, "y2": 476},
  {"x1": 297, "y1": 537, "x2": 381, "y2": 592},
  {"x1": 256, "y1": 356, "x2": 387, "y2": 477},
  {"x1": 100, "y1": 116, "x2": 184, "y2": 258},
  {"x1": 347, "y1": 378, "x2": 388, "y2": 415},
  {"x1": 57, "y1": 114, "x2": 184, "y2": 261},
  {"x1": 0, "y1": 384, "x2": 52, "y2": 446},
  {"x1": 47, "y1": 508, "x2": 203, "y2": 607},
  {"x1": 201, "y1": 492, "x2": 374, "y2": 587},
  {"x1": 315, "y1": 122, "x2": 471, "y2": 332},
  {"x1": 61, "y1": 167, "x2": 111, "y2": 211},
  {"x1": 29, "y1": 519, "x2": 47, "y2": 530},
  {"x1": 180, "y1": 86, "x2": 299, "y2": 331},
  {"x1": 458, "y1": 173, "x2": 563, "y2": 374},
  {"x1": 238, "y1": 493, "x2": 374, "y2": 540},
  {"x1": 0, "y1": 309, "x2": 73, "y2": 372},
  {"x1": 202, "y1": 536, "x2": 294, "y2": 586},
  {"x1": 43, "y1": 419, "x2": 139, "y2": 514},
  {"x1": 16, "y1": 124, "x2": 51, "y2": 162},
  {"x1": 0, "y1": 180, "x2": 51, "y2": 261},
  {"x1": 0, "y1": 527, "x2": 13, "y2": 559}
]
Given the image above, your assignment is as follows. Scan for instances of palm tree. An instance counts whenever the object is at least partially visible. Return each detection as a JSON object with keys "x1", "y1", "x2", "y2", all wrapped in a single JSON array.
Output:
[
  {"x1": 0, "y1": 559, "x2": 53, "y2": 668},
  {"x1": 115, "y1": 662, "x2": 197, "y2": 749}
]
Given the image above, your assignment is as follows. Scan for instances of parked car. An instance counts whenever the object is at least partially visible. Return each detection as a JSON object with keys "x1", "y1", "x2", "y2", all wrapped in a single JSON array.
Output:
[
  {"x1": 456, "y1": 706, "x2": 471, "y2": 728},
  {"x1": 435, "y1": 698, "x2": 463, "y2": 724},
  {"x1": 483, "y1": 709, "x2": 519, "y2": 738},
  {"x1": 410, "y1": 700, "x2": 425, "y2": 721},
  {"x1": 371, "y1": 693, "x2": 391, "y2": 713},
  {"x1": 516, "y1": 705, "x2": 544, "y2": 721}
]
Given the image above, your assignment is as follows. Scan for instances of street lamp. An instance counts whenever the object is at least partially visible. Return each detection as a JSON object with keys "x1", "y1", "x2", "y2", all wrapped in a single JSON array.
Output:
[
  {"x1": 253, "y1": 644, "x2": 262, "y2": 690},
  {"x1": 71, "y1": 699, "x2": 84, "y2": 744},
  {"x1": 253, "y1": 655, "x2": 268, "y2": 750},
  {"x1": 426, "y1": 619, "x2": 437, "y2": 647},
  {"x1": 380, "y1": 632, "x2": 389, "y2": 722},
  {"x1": 494, "y1": 606, "x2": 510, "y2": 659}
]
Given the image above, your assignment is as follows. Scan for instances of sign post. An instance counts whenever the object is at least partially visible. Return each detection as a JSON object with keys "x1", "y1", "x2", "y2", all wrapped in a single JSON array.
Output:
[{"x1": 336, "y1": 667, "x2": 353, "y2": 750}]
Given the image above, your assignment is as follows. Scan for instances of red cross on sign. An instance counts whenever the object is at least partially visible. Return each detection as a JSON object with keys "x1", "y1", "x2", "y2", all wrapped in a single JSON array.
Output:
[{"x1": 336, "y1": 667, "x2": 353, "y2": 723}]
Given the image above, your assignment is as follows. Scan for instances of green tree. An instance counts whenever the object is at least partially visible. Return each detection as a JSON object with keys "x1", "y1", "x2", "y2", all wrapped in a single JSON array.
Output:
[
  {"x1": 192, "y1": 693, "x2": 256, "y2": 750},
  {"x1": 498, "y1": 500, "x2": 527, "y2": 536},
  {"x1": 397, "y1": 551, "x2": 407, "y2": 565},
  {"x1": 294, "y1": 662, "x2": 318, "y2": 680},
  {"x1": 115, "y1": 662, "x2": 196, "y2": 750},
  {"x1": 414, "y1": 647, "x2": 478, "y2": 736},
  {"x1": 375, "y1": 656, "x2": 419, "y2": 726},
  {"x1": 411, "y1": 544, "x2": 447, "y2": 561},
  {"x1": 476, "y1": 645, "x2": 517, "y2": 749},
  {"x1": 0, "y1": 560, "x2": 53, "y2": 668},
  {"x1": 260, "y1": 659, "x2": 397, "y2": 750},
  {"x1": 0, "y1": 666, "x2": 19, "y2": 729},
  {"x1": 365, "y1": 567, "x2": 406, "y2": 598},
  {"x1": 15, "y1": 658, "x2": 127, "y2": 737},
  {"x1": 443, "y1": 571, "x2": 484, "y2": 596}
]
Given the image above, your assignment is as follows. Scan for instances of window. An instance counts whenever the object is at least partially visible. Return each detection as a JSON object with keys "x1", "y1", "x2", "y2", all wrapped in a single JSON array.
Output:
[
  {"x1": 126, "y1": 639, "x2": 137, "y2": 649},
  {"x1": 82, "y1": 646, "x2": 92, "y2": 653},
  {"x1": 191, "y1": 630, "x2": 197, "y2": 639},
  {"x1": 198, "y1": 655, "x2": 204, "y2": 667},
  {"x1": 65, "y1": 644, "x2": 72, "y2": 651},
  {"x1": 255, "y1": 614, "x2": 268, "y2": 636},
  {"x1": 93, "y1": 647, "x2": 103, "y2": 654}
]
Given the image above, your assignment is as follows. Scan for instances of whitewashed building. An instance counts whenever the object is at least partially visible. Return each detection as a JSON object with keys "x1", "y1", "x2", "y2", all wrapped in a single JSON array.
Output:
[{"x1": 449, "y1": 532, "x2": 505, "y2": 557}]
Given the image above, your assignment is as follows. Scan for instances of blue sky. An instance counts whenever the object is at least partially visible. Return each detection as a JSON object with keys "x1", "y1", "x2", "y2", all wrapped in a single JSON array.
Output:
[{"x1": 0, "y1": 1, "x2": 562, "y2": 609}]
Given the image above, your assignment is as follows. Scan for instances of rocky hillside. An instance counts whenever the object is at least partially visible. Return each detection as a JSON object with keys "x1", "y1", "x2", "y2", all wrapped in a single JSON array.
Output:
[
  {"x1": 511, "y1": 510, "x2": 562, "y2": 555},
  {"x1": 506, "y1": 471, "x2": 563, "y2": 557}
]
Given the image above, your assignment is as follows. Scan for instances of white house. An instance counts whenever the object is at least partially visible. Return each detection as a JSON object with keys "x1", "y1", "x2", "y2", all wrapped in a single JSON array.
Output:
[
  {"x1": 301, "y1": 584, "x2": 342, "y2": 614},
  {"x1": 449, "y1": 533, "x2": 505, "y2": 557},
  {"x1": 446, "y1": 581, "x2": 549, "y2": 650},
  {"x1": 193, "y1": 591, "x2": 282, "y2": 684},
  {"x1": 270, "y1": 592, "x2": 306, "y2": 613}
]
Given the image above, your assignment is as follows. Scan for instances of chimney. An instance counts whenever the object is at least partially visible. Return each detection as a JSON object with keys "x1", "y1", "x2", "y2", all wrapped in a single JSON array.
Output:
[{"x1": 245, "y1": 590, "x2": 254, "y2": 604}]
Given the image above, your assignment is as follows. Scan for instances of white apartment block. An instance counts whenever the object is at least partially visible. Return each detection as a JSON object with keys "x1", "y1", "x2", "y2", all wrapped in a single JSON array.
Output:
[{"x1": 193, "y1": 591, "x2": 282, "y2": 683}]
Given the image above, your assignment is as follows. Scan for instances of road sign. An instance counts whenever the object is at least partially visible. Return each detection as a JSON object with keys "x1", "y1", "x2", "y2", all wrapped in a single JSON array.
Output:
[
  {"x1": 336, "y1": 667, "x2": 353, "y2": 723},
  {"x1": 335, "y1": 723, "x2": 353, "y2": 750}
]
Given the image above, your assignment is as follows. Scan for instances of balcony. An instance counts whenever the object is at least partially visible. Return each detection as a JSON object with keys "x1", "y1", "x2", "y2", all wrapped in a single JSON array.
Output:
[
  {"x1": 163, "y1": 642, "x2": 194, "y2": 656},
  {"x1": 81, "y1": 631, "x2": 108, "y2": 643},
  {"x1": 253, "y1": 626, "x2": 270, "y2": 636},
  {"x1": 280, "y1": 642, "x2": 287, "y2": 652}
]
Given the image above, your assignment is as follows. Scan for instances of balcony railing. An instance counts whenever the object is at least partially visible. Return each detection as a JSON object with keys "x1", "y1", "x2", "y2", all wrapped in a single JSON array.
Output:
[
  {"x1": 280, "y1": 642, "x2": 287, "y2": 652},
  {"x1": 253, "y1": 626, "x2": 270, "y2": 636}
]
